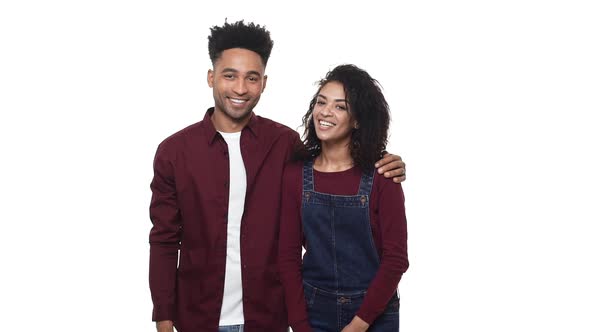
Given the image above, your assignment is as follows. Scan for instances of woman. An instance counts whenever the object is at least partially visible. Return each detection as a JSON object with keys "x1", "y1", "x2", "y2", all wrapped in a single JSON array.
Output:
[{"x1": 278, "y1": 64, "x2": 408, "y2": 332}]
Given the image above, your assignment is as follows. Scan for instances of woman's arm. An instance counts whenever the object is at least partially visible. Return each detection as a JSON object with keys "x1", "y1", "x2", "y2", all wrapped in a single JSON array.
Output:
[{"x1": 355, "y1": 179, "x2": 409, "y2": 325}]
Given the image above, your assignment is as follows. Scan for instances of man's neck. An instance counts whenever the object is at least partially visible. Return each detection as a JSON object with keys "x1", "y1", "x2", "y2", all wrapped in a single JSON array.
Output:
[{"x1": 210, "y1": 109, "x2": 251, "y2": 133}]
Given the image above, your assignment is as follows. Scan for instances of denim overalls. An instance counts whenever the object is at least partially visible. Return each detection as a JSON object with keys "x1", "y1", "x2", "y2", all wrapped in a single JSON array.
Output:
[{"x1": 301, "y1": 161, "x2": 399, "y2": 332}]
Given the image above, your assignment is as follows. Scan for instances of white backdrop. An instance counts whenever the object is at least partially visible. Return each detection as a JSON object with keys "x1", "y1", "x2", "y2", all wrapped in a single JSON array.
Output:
[{"x1": 1, "y1": 1, "x2": 589, "y2": 331}]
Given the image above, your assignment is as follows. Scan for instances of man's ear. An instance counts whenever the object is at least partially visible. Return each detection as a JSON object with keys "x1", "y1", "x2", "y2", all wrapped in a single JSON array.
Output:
[
  {"x1": 261, "y1": 75, "x2": 268, "y2": 93},
  {"x1": 207, "y1": 69, "x2": 214, "y2": 88}
]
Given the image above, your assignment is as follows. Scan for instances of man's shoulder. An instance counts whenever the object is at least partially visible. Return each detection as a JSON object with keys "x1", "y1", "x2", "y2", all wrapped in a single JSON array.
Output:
[
  {"x1": 283, "y1": 160, "x2": 304, "y2": 177},
  {"x1": 255, "y1": 115, "x2": 298, "y2": 138},
  {"x1": 254, "y1": 116, "x2": 301, "y2": 154},
  {"x1": 158, "y1": 121, "x2": 205, "y2": 148}
]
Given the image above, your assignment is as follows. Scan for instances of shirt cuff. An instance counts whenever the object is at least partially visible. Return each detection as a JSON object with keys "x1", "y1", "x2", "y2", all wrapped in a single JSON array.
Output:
[
  {"x1": 356, "y1": 308, "x2": 378, "y2": 326},
  {"x1": 152, "y1": 304, "x2": 176, "y2": 322}
]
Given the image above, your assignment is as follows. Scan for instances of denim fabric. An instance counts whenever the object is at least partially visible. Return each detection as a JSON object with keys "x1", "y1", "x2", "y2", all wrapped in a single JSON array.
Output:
[
  {"x1": 218, "y1": 324, "x2": 244, "y2": 332},
  {"x1": 301, "y1": 161, "x2": 399, "y2": 331},
  {"x1": 304, "y1": 281, "x2": 399, "y2": 332}
]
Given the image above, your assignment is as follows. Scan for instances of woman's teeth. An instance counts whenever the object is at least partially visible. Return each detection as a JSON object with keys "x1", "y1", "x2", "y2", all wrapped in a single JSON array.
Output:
[{"x1": 319, "y1": 120, "x2": 335, "y2": 127}]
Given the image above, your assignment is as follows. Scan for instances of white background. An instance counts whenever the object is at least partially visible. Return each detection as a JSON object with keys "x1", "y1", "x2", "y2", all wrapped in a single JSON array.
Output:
[{"x1": 1, "y1": 0, "x2": 589, "y2": 331}]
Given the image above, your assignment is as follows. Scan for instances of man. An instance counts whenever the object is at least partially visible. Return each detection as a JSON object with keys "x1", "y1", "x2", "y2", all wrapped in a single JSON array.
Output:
[{"x1": 149, "y1": 20, "x2": 406, "y2": 332}]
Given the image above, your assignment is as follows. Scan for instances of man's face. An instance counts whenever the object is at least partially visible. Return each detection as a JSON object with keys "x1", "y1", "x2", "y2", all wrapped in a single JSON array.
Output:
[{"x1": 207, "y1": 48, "x2": 267, "y2": 125}]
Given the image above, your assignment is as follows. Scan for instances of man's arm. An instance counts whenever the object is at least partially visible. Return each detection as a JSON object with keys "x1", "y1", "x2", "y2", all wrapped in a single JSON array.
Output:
[
  {"x1": 375, "y1": 153, "x2": 406, "y2": 183},
  {"x1": 149, "y1": 143, "x2": 182, "y2": 327},
  {"x1": 278, "y1": 163, "x2": 314, "y2": 332}
]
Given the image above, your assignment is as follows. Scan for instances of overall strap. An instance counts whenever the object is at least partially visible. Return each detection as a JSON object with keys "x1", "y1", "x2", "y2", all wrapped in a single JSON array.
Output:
[
  {"x1": 357, "y1": 169, "x2": 376, "y2": 197},
  {"x1": 303, "y1": 160, "x2": 315, "y2": 192}
]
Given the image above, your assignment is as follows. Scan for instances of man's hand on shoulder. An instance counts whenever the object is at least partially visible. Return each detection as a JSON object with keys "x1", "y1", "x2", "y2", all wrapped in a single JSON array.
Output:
[{"x1": 375, "y1": 153, "x2": 406, "y2": 183}]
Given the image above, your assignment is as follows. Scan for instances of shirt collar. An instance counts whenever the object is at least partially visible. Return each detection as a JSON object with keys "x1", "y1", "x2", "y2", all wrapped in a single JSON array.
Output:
[{"x1": 202, "y1": 107, "x2": 260, "y2": 145}]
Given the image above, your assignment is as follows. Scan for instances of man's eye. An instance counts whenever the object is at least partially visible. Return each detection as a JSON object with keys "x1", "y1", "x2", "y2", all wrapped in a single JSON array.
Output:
[
  {"x1": 224, "y1": 74, "x2": 234, "y2": 79},
  {"x1": 248, "y1": 77, "x2": 258, "y2": 82}
]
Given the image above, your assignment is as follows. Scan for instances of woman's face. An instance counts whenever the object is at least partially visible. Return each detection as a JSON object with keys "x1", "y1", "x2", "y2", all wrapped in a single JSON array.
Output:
[{"x1": 312, "y1": 81, "x2": 356, "y2": 145}]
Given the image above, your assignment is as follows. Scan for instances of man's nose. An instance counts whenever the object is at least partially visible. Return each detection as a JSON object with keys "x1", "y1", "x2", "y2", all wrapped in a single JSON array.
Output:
[{"x1": 232, "y1": 79, "x2": 247, "y2": 95}]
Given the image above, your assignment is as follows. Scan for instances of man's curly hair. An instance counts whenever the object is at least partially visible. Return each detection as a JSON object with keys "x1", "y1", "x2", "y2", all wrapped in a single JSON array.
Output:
[
  {"x1": 298, "y1": 64, "x2": 391, "y2": 172},
  {"x1": 208, "y1": 20, "x2": 274, "y2": 66}
]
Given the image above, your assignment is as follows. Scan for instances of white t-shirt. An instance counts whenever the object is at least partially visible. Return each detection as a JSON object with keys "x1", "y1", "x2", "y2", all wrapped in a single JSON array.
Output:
[{"x1": 218, "y1": 131, "x2": 246, "y2": 326}]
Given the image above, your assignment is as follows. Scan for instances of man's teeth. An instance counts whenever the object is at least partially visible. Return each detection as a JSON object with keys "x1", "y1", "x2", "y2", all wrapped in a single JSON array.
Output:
[
  {"x1": 319, "y1": 120, "x2": 335, "y2": 127},
  {"x1": 230, "y1": 98, "x2": 246, "y2": 104}
]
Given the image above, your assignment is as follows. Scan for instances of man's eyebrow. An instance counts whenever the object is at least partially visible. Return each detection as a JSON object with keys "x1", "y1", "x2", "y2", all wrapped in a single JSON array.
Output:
[
  {"x1": 220, "y1": 68, "x2": 262, "y2": 77},
  {"x1": 246, "y1": 71, "x2": 262, "y2": 77}
]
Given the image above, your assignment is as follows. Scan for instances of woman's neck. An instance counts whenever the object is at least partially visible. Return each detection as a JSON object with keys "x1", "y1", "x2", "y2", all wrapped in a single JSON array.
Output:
[{"x1": 314, "y1": 142, "x2": 354, "y2": 172}]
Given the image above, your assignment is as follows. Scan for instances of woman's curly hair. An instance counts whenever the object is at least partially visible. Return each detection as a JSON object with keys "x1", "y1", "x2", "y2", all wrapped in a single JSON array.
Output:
[{"x1": 297, "y1": 64, "x2": 391, "y2": 172}]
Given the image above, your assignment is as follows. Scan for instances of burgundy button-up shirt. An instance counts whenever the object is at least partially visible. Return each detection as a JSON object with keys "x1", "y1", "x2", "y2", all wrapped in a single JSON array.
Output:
[{"x1": 149, "y1": 108, "x2": 300, "y2": 332}]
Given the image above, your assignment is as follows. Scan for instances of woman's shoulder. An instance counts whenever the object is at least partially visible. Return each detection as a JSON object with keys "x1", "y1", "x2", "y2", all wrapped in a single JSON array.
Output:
[{"x1": 372, "y1": 170, "x2": 405, "y2": 198}]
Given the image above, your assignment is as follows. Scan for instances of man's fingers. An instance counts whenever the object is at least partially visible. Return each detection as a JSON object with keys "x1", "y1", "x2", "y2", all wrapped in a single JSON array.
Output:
[
  {"x1": 393, "y1": 175, "x2": 406, "y2": 183},
  {"x1": 378, "y1": 160, "x2": 405, "y2": 174},
  {"x1": 375, "y1": 153, "x2": 401, "y2": 167}
]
